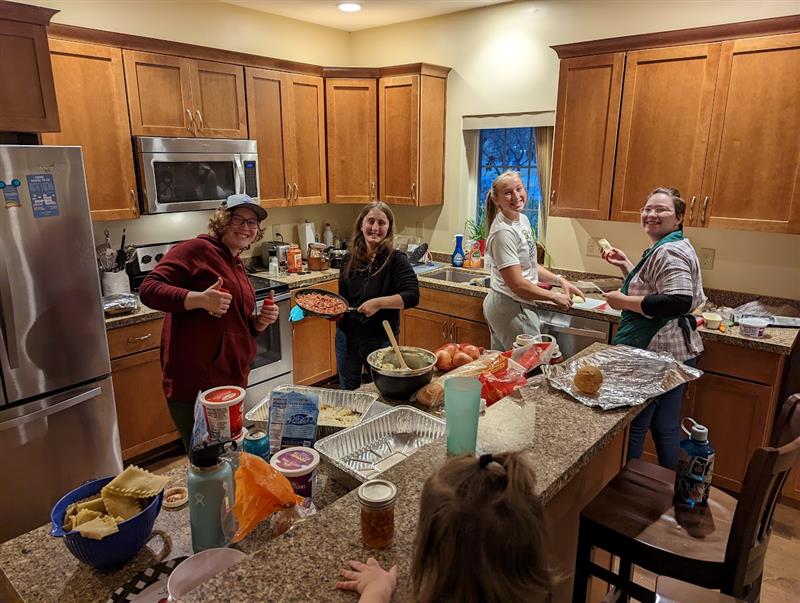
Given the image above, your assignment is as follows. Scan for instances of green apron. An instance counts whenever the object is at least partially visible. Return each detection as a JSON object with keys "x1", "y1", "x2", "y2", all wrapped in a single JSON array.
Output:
[{"x1": 613, "y1": 230, "x2": 695, "y2": 350}]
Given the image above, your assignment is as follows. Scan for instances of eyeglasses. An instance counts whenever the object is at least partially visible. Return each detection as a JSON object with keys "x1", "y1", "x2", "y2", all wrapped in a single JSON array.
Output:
[
  {"x1": 639, "y1": 206, "x2": 674, "y2": 216},
  {"x1": 230, "y1": 215, "x2": 260, "y2": 228}
]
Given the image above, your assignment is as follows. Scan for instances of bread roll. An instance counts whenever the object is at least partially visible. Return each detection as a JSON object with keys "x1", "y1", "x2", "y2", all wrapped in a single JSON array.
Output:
[{"x1": 573, "y1": 365, "x2": 603, "y2": 394}]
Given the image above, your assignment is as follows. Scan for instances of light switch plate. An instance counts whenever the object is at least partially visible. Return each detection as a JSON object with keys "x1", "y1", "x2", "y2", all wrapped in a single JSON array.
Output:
[
  {"x1": 586, "y1": 237, "x2": 602, "y2": 257},
  {"x1": 699, "y1": 247, "x2": 715, "y2": 270}
]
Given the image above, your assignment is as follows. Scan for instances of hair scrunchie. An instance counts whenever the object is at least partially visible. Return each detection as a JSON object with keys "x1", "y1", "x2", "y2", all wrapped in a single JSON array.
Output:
[{"x1": 479, "y1": 453, "x2": 494, "y2": 468}]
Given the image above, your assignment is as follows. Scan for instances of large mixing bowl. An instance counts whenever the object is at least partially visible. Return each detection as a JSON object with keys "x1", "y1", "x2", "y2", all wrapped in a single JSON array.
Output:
[{"x1": 367, "y1": 346, "x2": 436, "y2": 401}]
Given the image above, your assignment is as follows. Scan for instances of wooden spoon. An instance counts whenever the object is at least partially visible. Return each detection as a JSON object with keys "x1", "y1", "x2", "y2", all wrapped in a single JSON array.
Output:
[{"x1": 382, "y1": 320, "x2": 409, "y2": 370}]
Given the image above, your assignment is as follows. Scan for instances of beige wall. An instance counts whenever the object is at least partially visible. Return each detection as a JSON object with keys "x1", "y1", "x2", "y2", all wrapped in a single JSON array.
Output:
[
  {"x1": 26, "y1": 0, "x2": 800, "y2": 296},
  {"x1": 350, "y1": 0, "x2": 800, "y2": 298}
]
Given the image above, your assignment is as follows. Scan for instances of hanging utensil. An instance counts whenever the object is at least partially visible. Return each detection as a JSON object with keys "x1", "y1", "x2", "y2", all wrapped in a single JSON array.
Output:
[
  {"x1": 382, "y1": 320, "x2": 409, "y2": 370},
  {"x1": 115, "y1": 228, "x2": 127, "y2": 271}
]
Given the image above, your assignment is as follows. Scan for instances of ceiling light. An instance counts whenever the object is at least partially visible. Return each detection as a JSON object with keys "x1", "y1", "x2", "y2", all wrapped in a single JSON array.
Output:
[{"x1": 338, "y1": 2, "x2": 361, "y2": 13}]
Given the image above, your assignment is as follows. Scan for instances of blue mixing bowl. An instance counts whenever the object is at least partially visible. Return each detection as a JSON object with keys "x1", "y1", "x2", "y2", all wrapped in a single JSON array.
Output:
[{"x1": 50, "y1": 476, "x2": 163, "y2": 570}]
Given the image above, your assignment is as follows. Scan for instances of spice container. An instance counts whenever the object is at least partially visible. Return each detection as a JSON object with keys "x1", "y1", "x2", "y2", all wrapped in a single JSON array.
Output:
[{"x1": 357, "y1": 480, "x2": 397, "y2": 549}]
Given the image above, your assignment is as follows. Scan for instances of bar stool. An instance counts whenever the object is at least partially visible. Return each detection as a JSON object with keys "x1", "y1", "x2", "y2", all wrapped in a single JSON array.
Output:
[{"x1": 572, "y1": 394, "x2": 800, "y2": 603}]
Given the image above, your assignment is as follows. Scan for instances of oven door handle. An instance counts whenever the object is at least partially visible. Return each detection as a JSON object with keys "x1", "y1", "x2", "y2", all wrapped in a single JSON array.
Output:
[
  {"x1": 234, "y1": 156, "x2": 244, "y2": 194},
  {"x1": 256, "y1": 291, "x2": 292, "y2": 306}
]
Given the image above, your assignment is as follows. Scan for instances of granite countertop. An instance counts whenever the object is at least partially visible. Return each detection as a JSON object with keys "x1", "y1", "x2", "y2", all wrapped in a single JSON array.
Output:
[
  {"x1": 184, "y1": 343, "x2": 648, "y2": 602},
  {"x1": 0, "y1": 461, "x2": 349, "y2": 603}
]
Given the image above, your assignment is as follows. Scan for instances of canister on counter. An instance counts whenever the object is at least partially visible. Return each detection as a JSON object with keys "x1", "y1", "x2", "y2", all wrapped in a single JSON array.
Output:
[
  {"x1": 357, "y1": 479, "x2": 397, "y2": 549},
  {"x1": 243, "y1": 429, "x2": 270, "y2": 460},
  {"x1": 287, "y1": 244, "x2": 302, "y2": 273}
]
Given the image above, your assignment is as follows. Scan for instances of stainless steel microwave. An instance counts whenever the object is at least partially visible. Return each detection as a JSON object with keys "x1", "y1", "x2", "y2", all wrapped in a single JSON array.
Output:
[{"x1": 134, "y1": 137, "x2": 259, "y2": 214}]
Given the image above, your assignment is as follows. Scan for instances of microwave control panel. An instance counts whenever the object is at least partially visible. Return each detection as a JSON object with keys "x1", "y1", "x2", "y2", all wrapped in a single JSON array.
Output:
[{"x1": 244, "y1": 160, "x2": 258, "y2": 198}]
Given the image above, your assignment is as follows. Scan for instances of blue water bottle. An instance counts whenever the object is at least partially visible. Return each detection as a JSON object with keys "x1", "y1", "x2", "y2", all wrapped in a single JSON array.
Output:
[
  {"x1": 452, "y1": 234, "x2": 465, "y2": 267},
  {"x1": 187, "y1": 443, "x2": 236, "y2": 552},
  {"x1": 674, "y1": 418, "x2": 715, "y2": 508}
]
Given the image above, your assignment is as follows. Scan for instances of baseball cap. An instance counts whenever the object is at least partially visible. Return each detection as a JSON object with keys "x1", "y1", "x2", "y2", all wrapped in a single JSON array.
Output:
[{"x1": 223, "y1": 194, "x2": 268, "y2": 221}]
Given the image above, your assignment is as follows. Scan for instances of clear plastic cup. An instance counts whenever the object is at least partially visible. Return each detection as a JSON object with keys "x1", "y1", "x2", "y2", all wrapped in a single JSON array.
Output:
[{"x1": 444, "y1": 377, "x2": 482, "y2": 455}]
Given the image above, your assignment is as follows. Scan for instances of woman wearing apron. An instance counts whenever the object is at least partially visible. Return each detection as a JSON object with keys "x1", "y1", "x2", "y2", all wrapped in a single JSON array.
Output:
[
  {"x1": 482, "y1": 171, "x2": 582, "y2": 350},
  {"x1": 601, "y1": 187, "x2": 706, "y2": 469}
]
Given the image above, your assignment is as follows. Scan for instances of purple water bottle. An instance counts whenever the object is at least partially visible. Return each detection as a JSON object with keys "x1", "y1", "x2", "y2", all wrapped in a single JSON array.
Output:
[{"x1": 674, "y1": 418, "x2": 715, "y2": 507}]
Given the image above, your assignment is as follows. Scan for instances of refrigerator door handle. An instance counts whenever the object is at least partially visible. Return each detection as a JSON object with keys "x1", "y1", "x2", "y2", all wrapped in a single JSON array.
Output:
[
  {"x1": 0, "y1": 386, "x2": 103, "y2": 432},
  {"x1": 0, "y1": 251, "x2": 19, "y2": 368}
]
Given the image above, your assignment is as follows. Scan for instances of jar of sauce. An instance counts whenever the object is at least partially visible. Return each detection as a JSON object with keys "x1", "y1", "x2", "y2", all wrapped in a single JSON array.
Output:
[
  {"x1": 287, "y1": 244, "x2": 302, "y2": 273},
  {"x1": 357, "y1": 479, "x2": 397, "y2": 549}
]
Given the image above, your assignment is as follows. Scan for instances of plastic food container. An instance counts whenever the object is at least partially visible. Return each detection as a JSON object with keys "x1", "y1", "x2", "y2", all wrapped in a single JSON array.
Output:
[
  {"x1": 270, "y1": 446, "x2": 320, "y2": 497},
  {"x1": 739, "y1": 317, "x2": 769, "y2": 338},
  {"x1": 702, "y1": 312, "x2": 722, "y2": 330},
  {"x1": 201, "y1": 386, "x2": 245, "y2": 440}
]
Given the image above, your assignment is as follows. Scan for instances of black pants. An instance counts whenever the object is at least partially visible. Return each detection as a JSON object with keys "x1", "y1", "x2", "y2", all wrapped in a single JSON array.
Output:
[{"x1": 167, "y1": 398, "x2": 195, "y2": 453}]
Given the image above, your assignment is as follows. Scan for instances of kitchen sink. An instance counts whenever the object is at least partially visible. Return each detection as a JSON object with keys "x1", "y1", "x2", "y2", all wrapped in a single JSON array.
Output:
[{"x1": 423, "y1": 268, "x2": 488, "y2": 285}]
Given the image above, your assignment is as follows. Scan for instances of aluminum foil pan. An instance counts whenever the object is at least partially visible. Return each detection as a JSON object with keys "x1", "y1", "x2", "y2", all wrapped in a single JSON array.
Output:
[
  {"x1": 102, "y1": 293, "x2": 138, "y2": 316},
  {"x1": 315, "y1": 405, "x2": 445, "y2": 489},
  {"x1": 542, "y1": 345, "x2": 703, "y2": 410},
  {"x1": 245, "y1": 385, "x2": 378, "y2": 438}
]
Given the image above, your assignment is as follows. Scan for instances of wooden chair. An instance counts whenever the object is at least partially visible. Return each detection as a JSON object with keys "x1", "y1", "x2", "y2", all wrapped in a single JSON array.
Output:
[
  {"x1": 572, "y1": 394, "x2": 800, "y2": 603},
  {"x1": 655, "y1": 576, "x2": 742, "y2": 602}
]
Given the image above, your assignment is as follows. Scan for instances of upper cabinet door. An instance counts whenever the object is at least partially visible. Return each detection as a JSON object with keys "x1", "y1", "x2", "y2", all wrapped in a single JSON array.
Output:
[
  {"x1": 326, "y1": 78, "x2": 377, "y2": 204},
  {"x1": 123, "y1": 50, "x2": 194, "y2": 137},
  {"x1": 379, "y1": 75, "x2": 419, "y2": 206},
  {"x1": 43, "y1": 39, "x2": 138, "y2": 221},
  {"x1": 611, "y1": 44, "x2": 721, "y2": 224},
  {"x1": 245, "y1": 67, "x2": 290, "y2": 207},
  {"x1": 0, "y1": 19, "x2": 59, "y2": 132},
  {"x1": 700, "y1": 33, "x2": 800, "y2": 234},
  {"x1": 550, "y1": 53, "x2": 624, "y2": 219},
  {"x1": 285, "y1": 74, "x2": 327, "y2": 206},
  {"x1": 191, "y1": 60, "x2": 247, "y2": 139}
]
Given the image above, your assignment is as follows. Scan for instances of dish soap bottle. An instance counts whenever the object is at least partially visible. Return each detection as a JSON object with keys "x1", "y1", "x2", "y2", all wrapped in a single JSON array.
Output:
[
  {"x1": 451, "y1": 234, "x2": 465, "y2": 268},
  {"x1": 187, "y1": 442, "x2": 236, "y2": 552},
  {"x1": 674, "y1": 418, "x2": 715, "y2": 508},
  {"x1": 323, "y1": 223, "x2": 334, "y2": 247}
]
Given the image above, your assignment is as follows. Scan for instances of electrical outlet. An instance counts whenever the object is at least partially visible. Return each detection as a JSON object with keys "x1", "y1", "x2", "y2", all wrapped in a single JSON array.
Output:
[
  {"x1": 586, "y1": 237, "x2": 602, "y2": 257},
  {"x1": 698, "y1": 247, "x2": 716, "y2": 270}
]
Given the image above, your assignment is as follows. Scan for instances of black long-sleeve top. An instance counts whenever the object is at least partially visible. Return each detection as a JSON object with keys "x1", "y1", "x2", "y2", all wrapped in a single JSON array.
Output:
[{"x1": 337, "y1": 249, "x2": 420, "y2": 343}]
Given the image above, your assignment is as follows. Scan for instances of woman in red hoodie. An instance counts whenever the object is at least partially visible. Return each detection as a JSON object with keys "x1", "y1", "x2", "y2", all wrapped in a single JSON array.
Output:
[{"x1": 140, "y1": 195, "x2": 279, "y2": 451}]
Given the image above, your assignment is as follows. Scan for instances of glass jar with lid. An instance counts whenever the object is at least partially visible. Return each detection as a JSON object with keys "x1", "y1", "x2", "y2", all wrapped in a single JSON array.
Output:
[{"x1": 357, "y1": 479, "x2": 397, "y2": 549}]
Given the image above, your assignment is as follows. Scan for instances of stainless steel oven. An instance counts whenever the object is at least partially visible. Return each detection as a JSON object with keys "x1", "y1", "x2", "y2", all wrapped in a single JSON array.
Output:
[
  {"x1": 245, "y1": 282, "x2": 293, "y2": 415},
  {"x1": 135, "y1": 137, "x2": 259, "y2": 214}
]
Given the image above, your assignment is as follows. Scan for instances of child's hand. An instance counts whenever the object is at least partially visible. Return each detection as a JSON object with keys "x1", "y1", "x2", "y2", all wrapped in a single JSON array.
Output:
[{"x1": 336, "y1": 558, "x2": 397, "y2": 603}]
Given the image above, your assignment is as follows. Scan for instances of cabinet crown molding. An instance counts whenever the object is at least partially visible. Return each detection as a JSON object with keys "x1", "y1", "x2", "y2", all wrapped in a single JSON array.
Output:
[{"x1": 0, "y1": 0, "x2": 57, "y2": 25}]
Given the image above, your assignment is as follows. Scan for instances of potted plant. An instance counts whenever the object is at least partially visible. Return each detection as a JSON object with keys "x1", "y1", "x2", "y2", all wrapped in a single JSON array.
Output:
[{"x1": 465, "y1": 214, "x2": 488, "y2": 256}]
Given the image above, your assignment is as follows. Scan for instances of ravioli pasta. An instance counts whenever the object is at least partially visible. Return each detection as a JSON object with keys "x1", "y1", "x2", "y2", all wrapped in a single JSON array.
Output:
[{"x1": 62, "y1": 466, "x2": 167, "y2": 540}]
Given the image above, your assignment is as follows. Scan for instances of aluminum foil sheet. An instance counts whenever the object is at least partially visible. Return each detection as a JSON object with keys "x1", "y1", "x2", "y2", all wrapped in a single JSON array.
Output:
[
  {"x1": 542, "y1": 345, "x2": 703, "y2": 410},
  {"x1": 102, "y1": 293, "x2": 138, "y2": 316},
  {"x1": 245, "y1": 385, "x2": 378, "y2": 438},
  {"x1": 314, "y1": 405, "x2": 445, "y2": 489}
]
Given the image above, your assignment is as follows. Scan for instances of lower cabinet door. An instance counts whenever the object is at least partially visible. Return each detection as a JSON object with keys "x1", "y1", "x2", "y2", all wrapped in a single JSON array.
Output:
[
  {"x1": 402, "y1": 308, "x2": 451, "y2": 352},
  {"x1": 110, "y1": 348, "x2": 179, "y2": 460},
  {"x1": 452, "y1": 316, "x2": 491, "y2": 349},
  {"x1": 293, "y1": 315, "x2": 336, "y2": 385}
]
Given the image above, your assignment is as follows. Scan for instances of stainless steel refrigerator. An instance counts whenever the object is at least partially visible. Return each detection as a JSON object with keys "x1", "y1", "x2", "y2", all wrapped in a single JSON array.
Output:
[{"x1": 0, "y1": 146, "x2": 122, "y2": 543}]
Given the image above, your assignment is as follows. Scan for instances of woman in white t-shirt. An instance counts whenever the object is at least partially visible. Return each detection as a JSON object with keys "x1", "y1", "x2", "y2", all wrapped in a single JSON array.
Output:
[{"x1": 482, "y1": 171, "x2": 582, "y2": 350}]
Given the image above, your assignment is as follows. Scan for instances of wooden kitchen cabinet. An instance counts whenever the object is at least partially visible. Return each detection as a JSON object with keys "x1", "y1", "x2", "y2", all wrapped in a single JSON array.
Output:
[
  {"x1": 379, "y1": 66, "x2": 449, "y2": 206},
  {"x1": 401, "y1": 287, "x2": 490, "y2": 350},
  {"x1": 291, "y1": 280, "x2": 337, "y2": 385},
  {"x1": 610, "y1": 43, "x2": 721, "y2": 224},
  {"x1": 699, "y1": 32, "x2": 800, "y2": 233},
  {"x1": 326, "y1": 78, "x2": 378, "y2": 204},
  {"x1": 42, "y1": 39, "x2": 138, "y2": 221},
  {"x1": 107, "y1": 318, "x2": 179, "y2": 460},
  {"x1": 0, "y1": 1, "x2": 59, "y2": 132},
  {"x1": 245, "y1": 68, "x2": 327, "y2": 207},
  {"x1": 550, "y1": 53, "x2": 624, "y2": 220},
  {"x1": 124, "y1": 50, "x2": 246, "y2": 139}
]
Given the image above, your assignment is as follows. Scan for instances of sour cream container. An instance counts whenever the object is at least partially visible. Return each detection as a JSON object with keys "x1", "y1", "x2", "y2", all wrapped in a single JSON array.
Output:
[
  {"x1": 201, "y1": 386, "x2": 246, "y2": 441},
  {"x1": 739, "y1": 317, "x2": 769, "y2": 338},
  {"x1": 270, "y1": 446, "x2": 319, "y2": 498}
]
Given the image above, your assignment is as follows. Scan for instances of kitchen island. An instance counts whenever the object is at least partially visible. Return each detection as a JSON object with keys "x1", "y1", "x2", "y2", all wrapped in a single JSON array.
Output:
[{"x1": 1, "y1": 344, "x2": 644, "y2": 602}]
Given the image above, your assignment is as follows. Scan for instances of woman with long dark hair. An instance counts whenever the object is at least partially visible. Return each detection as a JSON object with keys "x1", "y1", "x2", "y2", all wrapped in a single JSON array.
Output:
[{"x1": 336, "y1": 202, "x2": 420, "y2": 390}]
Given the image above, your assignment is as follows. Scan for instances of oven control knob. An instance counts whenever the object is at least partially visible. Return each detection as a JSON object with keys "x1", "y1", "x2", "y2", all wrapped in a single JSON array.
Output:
[{"x1": 155, "y1": 253, "x2": 164, "y2": 262}]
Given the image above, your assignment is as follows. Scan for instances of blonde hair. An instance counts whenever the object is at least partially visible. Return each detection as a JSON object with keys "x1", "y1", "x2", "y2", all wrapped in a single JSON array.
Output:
[
  {"x1": 485, "y1": 170, "x2": 525, "y2": 227},
  {"x1": 411, "y1": 452, "x2": 551, "y2": 603},
  {"x1": 207, "y1": 207, "x2": 265, "y2": 252},
  {"x1": 343, "y1": 201, "x2": 396, "y2": 278}
]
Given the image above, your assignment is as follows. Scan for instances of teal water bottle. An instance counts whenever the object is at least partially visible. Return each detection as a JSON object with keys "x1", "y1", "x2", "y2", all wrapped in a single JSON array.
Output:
[
  {"x1": 187, "y1": 443, "x2": 236, "y2": 552},
  {"x1": 674, "y1": 418, "x2": 715, "y2": 508},
  {"x1": 452, "y1": 234, "x2": 465, "y2": 267}
]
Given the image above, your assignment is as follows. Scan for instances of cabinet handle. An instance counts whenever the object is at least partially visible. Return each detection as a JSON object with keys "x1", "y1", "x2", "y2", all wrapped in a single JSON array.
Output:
[
  {"x1": 130, "y1": 189, "x2": 135, "y2": 202},
  {"x1": 293, "y1": 183, "x2": 299, "y2": 201},
  {"x1": 411, "y1": 182, "x2": 416, "y2": 201},
  {"x1": 286, "y1": 183, "x2": 292, "y2": 200},
  {"x1": 701, "y1": 196, "x2": 709, "y2": 225},
  {"x1": 127, "y1": 333, "x2": 152, "y2": 343},
  {"x1": 442, "y1": 321, "x2": 448, "y2": 340},
  {"x1": 551, "y1": 189, "x2": 557, "y2": 206},
  {"x1": 450, "y1": 322, "x2": 457, "y2": 341},
  {"x1": 688, "y1": 196, "x2": 696, "y2": 225},
  {"x1": 195, "y1": 109, "x2": 204, "y2": 131},
  {"x1": 371, "y1": 181, "x2": 376, "y2": 199},
  {"x1": 186, "y1": 108, "x2": 195, "y2": 134}
]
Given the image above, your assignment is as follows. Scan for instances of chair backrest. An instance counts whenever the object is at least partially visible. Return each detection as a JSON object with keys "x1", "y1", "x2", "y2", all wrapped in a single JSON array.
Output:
[{"x1": 723, "y1": 394, "x2": 800, "y2": 600}]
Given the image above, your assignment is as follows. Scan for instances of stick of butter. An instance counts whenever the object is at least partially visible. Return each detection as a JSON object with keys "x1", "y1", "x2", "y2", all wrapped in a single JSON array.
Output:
[{"x1": 598, "y1": 238, "x2": 613, "y2": 253}]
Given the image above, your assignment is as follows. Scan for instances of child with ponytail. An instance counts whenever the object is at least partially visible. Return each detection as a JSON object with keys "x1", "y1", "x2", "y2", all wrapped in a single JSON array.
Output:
[{"x1": 335, "y1": 451, "x2": 552, "y2": 603}]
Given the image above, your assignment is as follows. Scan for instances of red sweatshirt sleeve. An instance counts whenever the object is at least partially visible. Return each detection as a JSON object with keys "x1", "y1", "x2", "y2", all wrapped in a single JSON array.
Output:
[{"x1": 139, "y1": 239, "x2": 203, "y2": 313}]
